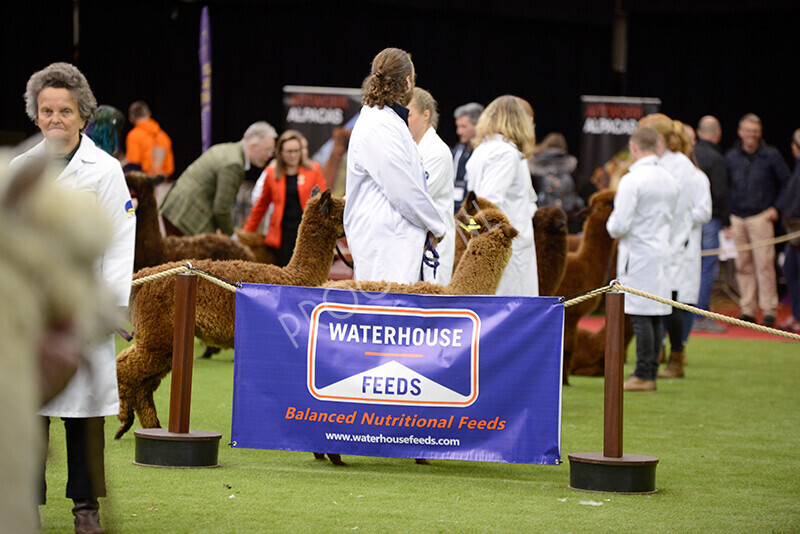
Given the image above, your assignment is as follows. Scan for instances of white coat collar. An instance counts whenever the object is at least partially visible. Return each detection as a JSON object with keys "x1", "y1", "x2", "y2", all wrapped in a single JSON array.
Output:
[{"x1": 629, "y1": 154, "x2": 659, "y2": 171}]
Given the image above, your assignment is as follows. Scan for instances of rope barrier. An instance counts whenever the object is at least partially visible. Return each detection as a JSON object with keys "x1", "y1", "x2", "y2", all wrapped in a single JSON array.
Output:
[
  {"x1": 700, "y1": 229, "x2": 800, "y2": 257},
  {"x1": 131, "y1": 266, "x2": 798, "y2": 342},
  {"x1": 607, "y1": 281, "x2": 800, "y2": 342},
  {"x1": 131, "y1": 263, "x2": 239, "y2": 293}
]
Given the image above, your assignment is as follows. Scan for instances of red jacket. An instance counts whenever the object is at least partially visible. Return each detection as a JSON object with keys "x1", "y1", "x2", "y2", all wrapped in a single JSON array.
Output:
[{"x1": 243, "y1": 164, "x2": 326, "y2": 248}]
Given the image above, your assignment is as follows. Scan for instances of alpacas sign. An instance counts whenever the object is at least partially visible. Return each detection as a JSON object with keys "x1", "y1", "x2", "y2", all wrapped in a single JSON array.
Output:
[{"x1": 231, "y1": 285, "x2": 564, "y2": 464}]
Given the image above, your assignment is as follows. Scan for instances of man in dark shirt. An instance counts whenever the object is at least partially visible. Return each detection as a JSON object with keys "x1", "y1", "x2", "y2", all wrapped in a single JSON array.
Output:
[
  {"x1": 725, "y1": 113, "x2": 790, "y2": 327},
  {"x1": 692, "y1": 115, "x2": 730, "y2": 332},
  {"x1": 451, "y1": 102, "x2": 483, "y2": 213}
]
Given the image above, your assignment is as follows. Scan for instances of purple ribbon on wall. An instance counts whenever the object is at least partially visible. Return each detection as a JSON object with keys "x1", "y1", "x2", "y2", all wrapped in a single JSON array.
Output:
[{"x1": 199, "y1": 6, "x2": 211, "y2": 152}]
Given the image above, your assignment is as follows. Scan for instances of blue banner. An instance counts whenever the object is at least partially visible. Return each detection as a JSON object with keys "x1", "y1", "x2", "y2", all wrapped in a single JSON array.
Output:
[{"x1": 231, "y1": 284, "x2": 564, "y2": 464}]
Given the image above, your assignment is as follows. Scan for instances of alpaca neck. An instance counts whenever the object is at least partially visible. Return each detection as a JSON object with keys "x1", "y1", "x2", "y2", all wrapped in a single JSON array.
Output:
[
  {"x1": 448, "y1": 233, "x2": 511, "y2": 295},
  {"x1": 576, "y1": 214, "x2": 613, "y2": 261},
  {"x1": 281, "y1": 223, "x2": 337, "y2": 285},
  {"x1": 134, "y1": 196, "x2": 166, "y2": 270}
]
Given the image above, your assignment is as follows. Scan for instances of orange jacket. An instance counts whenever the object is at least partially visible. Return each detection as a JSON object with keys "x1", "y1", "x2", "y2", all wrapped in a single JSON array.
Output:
[
  {"x1": 126, "y1": 118, "x2": 174, "y2": 177},
  {"x1": 243, "y1": 164, "x2": 327, "y2": 248}
]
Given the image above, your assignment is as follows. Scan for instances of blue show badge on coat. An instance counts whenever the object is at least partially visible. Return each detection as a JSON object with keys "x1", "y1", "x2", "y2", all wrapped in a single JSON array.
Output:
[{"x1": 125, "y1": 199, "x2": 135, "y2": 218}]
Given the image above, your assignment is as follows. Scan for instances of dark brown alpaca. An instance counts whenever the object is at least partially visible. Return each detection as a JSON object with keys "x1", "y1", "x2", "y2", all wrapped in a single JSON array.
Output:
[
  {"x1": 570, "y1": 317, "x2": 635, "y2": 376},
  {"x1": 115, "y1": 190, "x2": 344, "y2": 440},
  {"x1": 533, "y1": 206, "x2": 569, "y2": 296},
  {"x1": 125, "y1": 172, "x2": 254, "y2": 272},
  {"x1": 554, "y1": 189, "x2": 617, "y2": 384}
]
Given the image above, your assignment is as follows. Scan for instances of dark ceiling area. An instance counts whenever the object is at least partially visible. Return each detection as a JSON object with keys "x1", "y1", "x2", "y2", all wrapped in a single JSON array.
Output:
[{"x1": 2, "y1": 0, "x2": 799, "y2": 179}]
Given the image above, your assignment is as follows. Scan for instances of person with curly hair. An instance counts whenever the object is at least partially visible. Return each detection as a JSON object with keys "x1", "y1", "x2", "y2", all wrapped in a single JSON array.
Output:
[
  {"x1": 11, "y1": 61, "x2": 136, "y2": 534},
  {"x1": 344, "y1": 47, "x2": 446, "y2": 283}
]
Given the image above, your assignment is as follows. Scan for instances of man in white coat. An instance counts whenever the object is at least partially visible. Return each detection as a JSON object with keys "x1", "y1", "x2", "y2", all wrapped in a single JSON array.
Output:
[
  {"x1": 408, "y1": 87, "x2": 456, "y2": 285},
  {"x1": 345, "y1": 48, "x2": 446, "y2": 285},
  {"x1": 13, "y1": 62, "x2": 136, "y2": 533},
  {"x1": 607, "y1": 126, "x2": 678, "y2": 392}
]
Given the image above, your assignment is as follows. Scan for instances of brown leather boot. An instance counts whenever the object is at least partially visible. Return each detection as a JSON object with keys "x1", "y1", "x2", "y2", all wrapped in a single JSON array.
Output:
[
  {"x1": 72, "y1": 499, "x2": 104, "y2": 534},
  {"x1": 658, "y1": 351, "x2": 685, "y2": 378}
]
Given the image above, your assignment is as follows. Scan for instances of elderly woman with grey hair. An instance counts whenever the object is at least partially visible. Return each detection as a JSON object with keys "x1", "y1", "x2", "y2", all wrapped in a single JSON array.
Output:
[{"x1": 11, "y1": 62, "x2": 136, "y2": 534}]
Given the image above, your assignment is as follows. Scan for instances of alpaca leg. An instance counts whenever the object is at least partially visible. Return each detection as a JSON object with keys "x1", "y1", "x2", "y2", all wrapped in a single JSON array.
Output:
[
  {"x1": 313, "y1": 453, "x2": 326, "y2": 460},
  {"x1": 327, "y1": 454, "x2": 347, "y2": 466},
  {"x1": 135, "y1": 375, "x2": 164, "y2": 429},
  {"x1": 200, "y1": 346, "x2": 221, "y2": 359},
  {"x1": 115, "y1": 346, "x2": 138, "y2": 439}
]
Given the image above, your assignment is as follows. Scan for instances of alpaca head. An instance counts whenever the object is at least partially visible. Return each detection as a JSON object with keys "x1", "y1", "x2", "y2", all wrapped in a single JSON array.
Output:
[
  {"x1": 582, "y1": 188, "x2": 616, "y2": 225},
  {"x1": 302, "y1": 186, "x2": 346, "y2": 238},
  {"x1": 533, "y1": 206, "x2": 568, "y2": 238},
  {"x1": 125, "y1": 171, "x2": 161, "y2": 211},
  {"x1": 456, "y1": 191, "x2": 499, "y2": 224},
  {"x1": 0, "y1": 152, "x2": 117, "y2": 343}
]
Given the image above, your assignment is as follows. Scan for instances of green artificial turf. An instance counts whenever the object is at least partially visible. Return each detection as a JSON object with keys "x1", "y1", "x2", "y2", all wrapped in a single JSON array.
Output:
[{"x1": 39, "y1": 335, "x2": 800, "y2": 533}]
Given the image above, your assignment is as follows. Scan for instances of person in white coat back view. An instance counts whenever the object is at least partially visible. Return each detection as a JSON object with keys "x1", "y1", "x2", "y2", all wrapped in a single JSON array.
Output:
[
  {"x1": 407, "y1": 87, "x2": 456, "y2": 285},
  {"x1": 11, "y1": 62, "x2": 136, "y2": 533},
  {"x1": 344, "y1": 48, "x2": 446, "y2": 284},
  {"x1": 639, "y1": 113, "x2": 711, "y2": 379},
  {"x1": 607, "y1": 126, "x2": 679, "y2": 392},
  {"x1": 465, "y1": 95, "x2": 538, "y2": 296}
]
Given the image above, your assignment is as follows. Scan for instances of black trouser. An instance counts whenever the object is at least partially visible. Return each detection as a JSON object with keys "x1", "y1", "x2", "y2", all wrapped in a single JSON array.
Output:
[
  {"x1": 629, "y1": 314, "x2": 664, "y2": 380},
  {"x1": 664, "y1": 290, "x2": 684, "y2": 352},
  {"x1": 41, "y1": 417, "x2": 106, "y2": 504}
]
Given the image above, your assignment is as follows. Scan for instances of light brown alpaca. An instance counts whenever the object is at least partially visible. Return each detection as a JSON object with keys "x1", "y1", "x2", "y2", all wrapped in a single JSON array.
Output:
[
  {"x1": 324, "y1": 208, "x2": 518, "y2": 296},
  {"x1": 452, "y1": 191, "x2": 499, "y2": 273},
  {"x1": 554, "y1": 189, "x2": 617, "y2": 384},
  {"x1": 115, "y1": 190, "x2": 344, "y2": 439},
  {"x1": 534, "y1": 206, "x2": 569, "y2": 296},
  {"x1": 125, "y1": 172, "x2": 255, "y2": 272}
]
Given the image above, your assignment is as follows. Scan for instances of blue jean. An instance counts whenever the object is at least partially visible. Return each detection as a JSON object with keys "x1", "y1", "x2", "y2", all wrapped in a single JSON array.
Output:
[
  {"x1": 695, "y1": 218, "x2": 722, "y2": 316},
  {"x1": 784, "y1": 244, "x2": 800, "y2": 320}
]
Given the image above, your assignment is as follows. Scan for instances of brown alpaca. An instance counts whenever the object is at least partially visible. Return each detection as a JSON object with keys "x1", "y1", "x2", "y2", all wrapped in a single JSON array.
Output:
[
  {"x1": 452, "y1": 191, "x2": 499, "y2": 273},
  {"x1": 115, "y1": 190, "x2": 344, "y2": 440},
  {"x1": 324, "y1": 208, "x2": 518, "y2": 297},
  {"x1": 534, "y1": 206, "x2": 568, "y2": 296},
  {"x1": 125, "y1": 172, "x2": 255, "y2": 272},
  {"x1": 554, "y1": 189, "x2": 617, "y2": 384},
  {"x1": 570, "y1": 317, "x2": 635, "y2": 376}
]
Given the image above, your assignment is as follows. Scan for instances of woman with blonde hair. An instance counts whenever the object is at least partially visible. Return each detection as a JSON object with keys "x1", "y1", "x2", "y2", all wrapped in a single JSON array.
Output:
[
  {"x1": 344, "y1": 47, "x2": 446, "y2": 283},
  {"x1": 407, "y1": 87, "x2": 456, "y2": 285},
  {"x1": 243, "y1": 129, "x2": 326, "y2": 266},
  {"x1": 638, "y1": 113, "x2": 711, "y2": 378},
  {"x1": 464, "y1": 95, "x2": 538, "y2": 296}
]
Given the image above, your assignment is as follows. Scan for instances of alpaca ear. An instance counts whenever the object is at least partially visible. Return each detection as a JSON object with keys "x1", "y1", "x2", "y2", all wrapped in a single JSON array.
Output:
[
  {"x1": 310, "y1": 184, "x2": 321, "y2": 198},
  {"x1": 318, "y1": 189, "x2": 332, "y2": 216},
  {"x1": 464, "y1": 191, "x2": 480, "y2": 215},
  {"x1": 502, "y1": 223, "x2": 519, "y2": 239}
]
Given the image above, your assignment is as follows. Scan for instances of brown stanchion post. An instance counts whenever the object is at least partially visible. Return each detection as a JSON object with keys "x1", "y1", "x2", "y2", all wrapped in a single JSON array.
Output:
[
  {"x1": 603, "y1": 292, "x2": 625, "y2": 458},
  {"x1": 168, "y1": 272, "x2": 198, "y2": 434}
]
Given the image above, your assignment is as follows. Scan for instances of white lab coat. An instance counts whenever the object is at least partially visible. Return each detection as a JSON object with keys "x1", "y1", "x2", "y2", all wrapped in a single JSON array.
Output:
[
  {"x1": 418, "y1": 126, "x2": 456, "y2": 285},
  {"x1": 680, "y1": 167, "x2": 713, "y2": 304},
  {"x1": 11, "y1": 134, "x2": 136, "y2": 417},
  {"x1": 344, "y1": 105, "x2": 446, "y2": 283},
  {"x1": 606, "y1": 155, "x2": 679, "y2": 316},
  {"x1": 659, "y1": 150, "x2": 696, "y2": 296},
  {"x1": 466, "y1": 135, "x2": 538, "y2": 296}
]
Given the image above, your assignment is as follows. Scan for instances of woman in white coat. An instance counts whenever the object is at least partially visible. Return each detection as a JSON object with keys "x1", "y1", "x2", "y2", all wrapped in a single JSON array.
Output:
[
  {"x1": 465, "y1": 95, "x2": 538, "y2": 296},
  {"x1": 12, "y1": 62, "x2": 135, "y2": 532},
  {"x1": 344, "y1": 48, "x2": 446, "y2": 284},
  {"x1": 407, "y1": 87, "x2": 456, "y2": 285},
  {"x1": 640, "y1": 113, "x2": 711, "y2": 378},
  {"x1": 607, "y1": 126, "x2": 679, "y2": 392}
]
